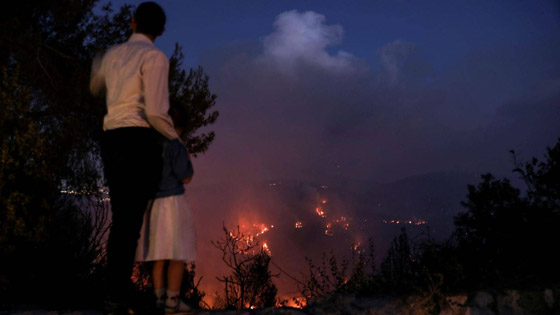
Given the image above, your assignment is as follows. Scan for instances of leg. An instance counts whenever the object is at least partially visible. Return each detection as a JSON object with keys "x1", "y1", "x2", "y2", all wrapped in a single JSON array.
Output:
[
  {"x1": 167, "y1": 260, "x2": 186, "y2": 292},
  {"x1": 152, "y1": 260, "x2": 167, "y2": 307},
  {"x1": 152, "y1": 260, "x2": 166, "y2": 291},
  {"x1": 166, "y1": 261, "x2": 192, "y2": 312},
  {"x1": 101, "y1": 128, "x2": 164, "y2": 303}
]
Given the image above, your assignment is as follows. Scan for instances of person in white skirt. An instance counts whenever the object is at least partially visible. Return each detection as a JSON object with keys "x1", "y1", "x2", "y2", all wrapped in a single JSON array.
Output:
[{"x1": 135, "y1": 105, "x2": 197, "y2": 313}]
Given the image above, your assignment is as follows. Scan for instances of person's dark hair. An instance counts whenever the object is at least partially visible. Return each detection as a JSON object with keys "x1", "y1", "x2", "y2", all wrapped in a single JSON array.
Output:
[
  {"x1": 169, "y1": 104, "x2": 188, "y2": 131},
  {"x1": 134, "y1": 2, "x2": 166, "y2": 37}
]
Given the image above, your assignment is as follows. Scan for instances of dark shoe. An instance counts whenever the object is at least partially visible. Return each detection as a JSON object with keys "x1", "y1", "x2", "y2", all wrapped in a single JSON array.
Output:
[
  {"x1": 156, "y1": 296, "x2": 166, "y2": 311},
  {"x1": 128, "y1": 293, "x2": 165, "y2": 315}
]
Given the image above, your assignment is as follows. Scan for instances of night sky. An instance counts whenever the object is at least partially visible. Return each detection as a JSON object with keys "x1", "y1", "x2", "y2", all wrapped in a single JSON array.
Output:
[
  {"x1": 100, "y1": 0, "x2": 560, "y2": 185},
  {"x1": 98, "y1": 0, "x2": 560, "y2": 303}
]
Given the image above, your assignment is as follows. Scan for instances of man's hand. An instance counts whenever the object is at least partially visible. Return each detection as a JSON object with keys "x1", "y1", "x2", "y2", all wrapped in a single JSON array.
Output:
[
  {"x1": 89, "y1": 51, "x2": 106, "y2": 96},
  {"x1": 183, "y1": 153, "x2": 193, "y2": 185},
  {"x1": 183, "y1": 177, "x2": 193, "y2": 185}
]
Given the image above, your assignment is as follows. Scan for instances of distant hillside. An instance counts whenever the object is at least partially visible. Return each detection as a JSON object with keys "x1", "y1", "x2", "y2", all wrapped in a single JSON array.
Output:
[
  {"x1": 182, "y1": 170, "x2": 483, "y2": 303},
  {"x1": 356, "y1": 171, "x2": 482, "y2": 240}
]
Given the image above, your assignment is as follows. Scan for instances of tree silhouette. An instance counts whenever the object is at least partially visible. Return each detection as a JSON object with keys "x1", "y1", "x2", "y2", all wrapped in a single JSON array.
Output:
[
  {"x1": 453, "y1": 138, "x2": 560, "y2": 289},
  {"x1": 180, "y1": 262, "x2": 207, "y2": 309},
  {"x1": 212, "y1": 225, "x2": 277, "y2": 310},
  {"x1": 169, "y1": 45, "x2": 218, "y2": 157},
  {"x1": 380, "y1": 227, "x2": 418, "y2": 294},
  {"x1": 298, "y1": 239, "x2": 377, "y2": 304}
]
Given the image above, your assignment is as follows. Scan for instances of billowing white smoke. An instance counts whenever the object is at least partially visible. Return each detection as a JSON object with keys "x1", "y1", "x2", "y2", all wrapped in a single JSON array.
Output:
[{"x1": 259, "y1": 10, "x2": 360, "y2": 73}]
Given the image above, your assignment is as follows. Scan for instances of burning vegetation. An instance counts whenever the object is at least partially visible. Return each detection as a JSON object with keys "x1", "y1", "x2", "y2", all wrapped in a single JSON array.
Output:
[{"x1": 211, "y1": 225, "x2": 277, "y2": 310}]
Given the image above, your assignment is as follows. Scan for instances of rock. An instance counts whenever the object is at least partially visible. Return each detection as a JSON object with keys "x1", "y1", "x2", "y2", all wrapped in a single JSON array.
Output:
[
  {"x1": 440, "y1": 295, "x2": 468, "y2": 315},
  {"x1": 472, "y1": 291, "x2": 494, "y2": 309},
  {"x1": 462, "y1": 291, "x2": 495, "y2": 315},
  {"x1": 516, "y1": 289, "x2": 555, "y2": 314},
  {"x1": 306, "y1": 296, "x2": 328, "y2": 307},
  {"x1": 333, "y1": 294, "x2": 355, "y2": 308},
  {"x1": 496, "y1": 290, "x2": 523, "y2": 315},
  {"x1": 544, "y1": 289, "x2": 554, "y2": 309},
  {"x1": 255, "y1": 307, "x2": 307, "y2": 314},
  {"x1": 351, "y1": 295, "x2": 396, "y2": 313}
]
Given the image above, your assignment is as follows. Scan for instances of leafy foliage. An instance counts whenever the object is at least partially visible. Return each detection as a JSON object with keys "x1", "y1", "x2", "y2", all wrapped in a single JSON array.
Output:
[
  {"x1": 0, "y1": 11, "x2": 109, "y2": 304},
  {"x1": 169, "y1": 44, "x2": 219, "y2": 156},
  {"x1": 298, "y1": 240, "x2": 376, "y2": 303},
  {"x1": 452, "y1": 140, "x2": 560, "y2": 289},
  {"x1": 512, "y1": 144, "x2": 560, "y2": 212},
  {"x1": 180, "y1": 262, "x2": 207, "y2": 309},
  {"x1": 379, "y1": 228, "x2": 419, "y2": 295}
]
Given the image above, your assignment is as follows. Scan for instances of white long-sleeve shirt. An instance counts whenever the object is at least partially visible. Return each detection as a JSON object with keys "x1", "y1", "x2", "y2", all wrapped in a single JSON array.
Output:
[{"x1": 90, "y1": 33, "x2": 178, "y2": 140}]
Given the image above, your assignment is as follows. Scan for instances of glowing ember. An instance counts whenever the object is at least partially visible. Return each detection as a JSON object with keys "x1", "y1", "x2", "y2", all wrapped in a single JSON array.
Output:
[
  {"x1": 262, "y1": 242, "x2": 271, "y2": 255},
  {"x1": 285, "y1": 297, "x2": 306, "y2": 308},
  {"x1": 228, "y1": 222, "x2": 275, "y2": 254},
  {"x1": 253, "y1": 223, "x2": 272, "y2": 236},
  {"x1": 315, "y1": 207, "x2": 326, "y2": 218},
  {"x1": 295, "y1": 221, "x2": 303, "y2": 229},
  {"x1": 383, "y1": 219, "x2": 427, "y2": 225},
  {"x1": 321, "y1": 199, "x2": 327, "y2": 204},
  {"x1": 325, "y1": 223, "x2": 333, "y2": 236},
  {"x1": 320, "y1": 185, "x2": 328, "y2": 189}
]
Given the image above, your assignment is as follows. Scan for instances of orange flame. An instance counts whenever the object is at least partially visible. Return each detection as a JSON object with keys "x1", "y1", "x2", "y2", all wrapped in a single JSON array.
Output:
[
  {"x1": 262, "y1": 242, "x2": 271, "y2": 255},
  {"x1": 325, "y1": 223, "x2": 333, "y2": 236}
]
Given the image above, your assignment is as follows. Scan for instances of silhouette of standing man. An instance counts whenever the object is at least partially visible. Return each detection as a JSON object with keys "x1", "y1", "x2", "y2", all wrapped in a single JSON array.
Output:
[{"x1": 90, "y1": 2, "x2": 178, "y2": 313}]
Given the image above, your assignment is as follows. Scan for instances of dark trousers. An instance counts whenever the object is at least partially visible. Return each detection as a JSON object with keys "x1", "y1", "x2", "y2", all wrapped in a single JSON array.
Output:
[{"x1": 100, "y1": 127, "x2": 163, "y2": 302}]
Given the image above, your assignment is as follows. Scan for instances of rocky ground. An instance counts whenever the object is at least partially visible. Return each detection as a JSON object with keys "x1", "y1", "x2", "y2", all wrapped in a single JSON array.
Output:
[{"x1": 4, "y1": 288, "x2": 560, "y2": 315}]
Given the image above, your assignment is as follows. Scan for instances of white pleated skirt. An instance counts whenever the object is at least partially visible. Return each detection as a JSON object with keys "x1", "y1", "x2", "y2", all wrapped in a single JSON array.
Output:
[{"x1": 135, "y1": 189, "x2": 197, "y2": 262}]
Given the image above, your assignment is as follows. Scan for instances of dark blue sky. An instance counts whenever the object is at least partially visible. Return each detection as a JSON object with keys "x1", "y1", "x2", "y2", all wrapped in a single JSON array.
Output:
[
  {"x1": 102, "y1": 0, "x2": 560, "y2": 184},
  {"x1": 120, "y1": 1, "x2": 560, "y2": 71}
]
